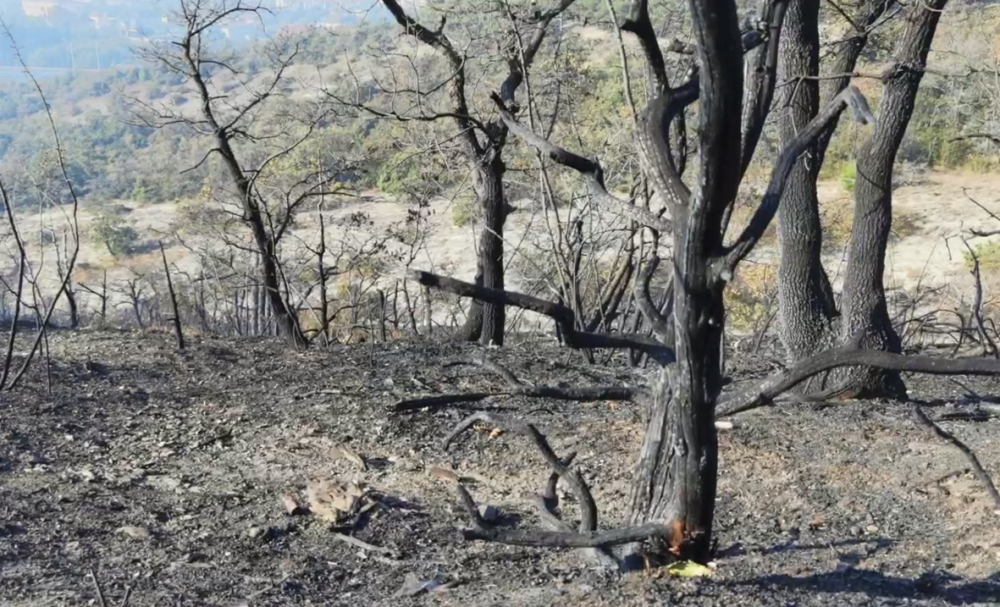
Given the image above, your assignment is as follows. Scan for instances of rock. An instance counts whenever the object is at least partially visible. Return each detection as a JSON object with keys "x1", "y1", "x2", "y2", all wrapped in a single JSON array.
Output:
[
  {"x1": 427, "y1": 466, "x2": 460, "y2": 483},
  {"x1": 247, "y1": 526, "x2": 264, "y2": 539},
  {"x1": 478, "y1": 504, "x2": 500, "y2": 523},
  {"x1": 23, "y1": 453, "x2": 48, "y2": 465},
  {"x1": 148, "y1": 476, "x2": 183, "y2": 492},
  {"x1": 118, "y1": 526, "x2": 151, "y2": 540}
]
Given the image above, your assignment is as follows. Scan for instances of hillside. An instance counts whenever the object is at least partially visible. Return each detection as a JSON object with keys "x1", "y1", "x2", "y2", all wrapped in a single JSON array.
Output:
[{"x1": 1, "y1": 331, "x2": 998, "y2": 605}]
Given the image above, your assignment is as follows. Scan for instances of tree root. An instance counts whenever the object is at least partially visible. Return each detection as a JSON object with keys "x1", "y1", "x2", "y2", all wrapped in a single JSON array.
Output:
[{"x1": 453, "y1": 422, "x2": 670, "y2": 563}]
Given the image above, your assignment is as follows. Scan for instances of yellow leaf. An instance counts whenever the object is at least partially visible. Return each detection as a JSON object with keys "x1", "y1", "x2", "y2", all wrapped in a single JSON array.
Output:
[
  {"x1": 666, "y1": 561, "x2": 713, "y2": 578},
  {"x1": 488, "y1": 428, "x2": 503, "y2": 439}
]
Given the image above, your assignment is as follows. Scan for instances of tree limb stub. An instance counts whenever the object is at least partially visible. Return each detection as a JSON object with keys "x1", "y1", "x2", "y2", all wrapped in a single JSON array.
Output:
[{"x1": 719, "y1": 85, "x2": 874, "y2": 278}]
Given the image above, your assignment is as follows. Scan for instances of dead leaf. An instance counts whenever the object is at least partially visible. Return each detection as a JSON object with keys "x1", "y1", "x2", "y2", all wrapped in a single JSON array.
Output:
[
  {"x1": 666, "y1": 560, "x2": 713, "y2": 578},
  {"x1": 281, "y1": 494, "x2": 303, "y2": 515},
  {"x1": 427, "y1": 465, "x2": 460, "y2": 483},
  {"x1": 307, "y1": 479, "x2": 364, "y2": 522},
  {"x1": 333, "y1": 443, "x2": 367, "y2": 470},
  {"x1": 668, "y1": 520, "x2": 686, "y2": 556},
  {"x1": 487, "y1": 428, "x2": 503, "y2": 440}
]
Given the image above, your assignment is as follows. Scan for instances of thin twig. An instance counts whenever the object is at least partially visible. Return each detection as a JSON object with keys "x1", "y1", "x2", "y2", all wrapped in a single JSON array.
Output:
[
  {"x1": 914, "y1": 406, "x2": 1000, "y2": 512},
  {"x1": 331, "y1": 531, "x2": 399, "y2": 556},
  {"x1": 90, "y1": 567, "x2": 108, "y2": 607}
]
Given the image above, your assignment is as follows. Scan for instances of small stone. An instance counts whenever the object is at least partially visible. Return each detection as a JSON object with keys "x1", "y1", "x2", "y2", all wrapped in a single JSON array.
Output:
[
  {"x1": 865, "y1": 524, "x2": 879, "y2": 534},
  {"x1": 118, "y1": 526, "x2": 151, "y2": 540},
  {"x1": 478, "y1": 504, "x2": 500, "y2": 523},
  {"x1": 247, "y1": 526, "x2": 264, "y2": 539}
]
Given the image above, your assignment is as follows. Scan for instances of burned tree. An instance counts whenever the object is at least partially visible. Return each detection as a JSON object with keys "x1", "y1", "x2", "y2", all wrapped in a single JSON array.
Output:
[
  {"x1": 133, "y1": 0, "x2": 341, "y2": 348},
  {"x1": 774, "y1": 0, "x2": 949, "y2": 397},
  {"x1": 329, "y1": 0, "x2": 577, "y2": 346},
  {"x1": 407, "y1": 0, "x2": 1000, "y2": 567}
]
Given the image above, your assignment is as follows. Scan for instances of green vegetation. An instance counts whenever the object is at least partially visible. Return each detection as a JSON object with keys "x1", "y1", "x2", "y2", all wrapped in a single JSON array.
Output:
[
  {"x1": 89, "y1": 211, "x2": 140, "y2": 256},
  {"x1": 965, "y1": 240, "x2": 1000, "y2": 272},
  {"x1": 0, "y1": 5, "x2": 995, "y2": 218}
]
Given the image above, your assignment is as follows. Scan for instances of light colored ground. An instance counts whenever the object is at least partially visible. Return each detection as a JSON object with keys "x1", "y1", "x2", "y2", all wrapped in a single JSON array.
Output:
[{"x1": 4, "y1": 169, "x2": 1000, "y2": 326}]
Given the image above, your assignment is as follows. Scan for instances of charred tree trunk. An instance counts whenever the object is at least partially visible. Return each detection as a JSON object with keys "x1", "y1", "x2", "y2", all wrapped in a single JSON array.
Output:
[
  {"x1": 477, "y1": 159, "x2": 507, "y2": 346},
  {"x1": 159, "y1": 241, "x2": 185, "y2": 350},
  {"x1": 457, "y1": 157, "x2": 508, "y2": 346},
  {"x1": 837, "y1": 0, "x2": 948, "y2": 397},
  {"x1": 630, "y1": 284, "x2": 725, "y2": 562},
  {"x1": 628, "y1": 0, "x2": 745, "y2": 562},
  {"x1": 459, "y1": 266, "x2": 485, "y2": 341},
  {"x1": 181, "y1": 37, "x2": 306, "y2": 349},
  {"x1": 775, "y1": 0, "x2": 837, "y2": 384}
]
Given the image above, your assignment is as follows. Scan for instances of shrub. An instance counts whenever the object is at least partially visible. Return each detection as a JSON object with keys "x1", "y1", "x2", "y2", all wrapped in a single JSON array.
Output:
[
  {"x1": 724, "y1": 263, "x2": 777, "y2": 334},
  {"x1": 90, "y1": 212, "x2": 140, "y2": 257}
]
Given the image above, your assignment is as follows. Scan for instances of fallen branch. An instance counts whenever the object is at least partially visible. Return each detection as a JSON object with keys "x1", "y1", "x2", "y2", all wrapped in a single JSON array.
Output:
[
  {"x1": 90, "y1": 567, "x2": 108, "y2": 607},
  {"x1": 457, "y1": 485, "x2": 672, "y2": 548},
  {"x1": 914, "y1": 407, "x2": 1000, "y2": 513},
  {"x1": 531, "y1": 450, "x2": 619, "y2": 568},
  {"x1": 395, "y1": 384, "x2": 634, "y2": 414},
  {"x1": 452, "y1": 422, "x2": 672, "y2": 552},
  {"x1": 411, "y1": 270, "x2": 674, "y2": 363},
  {"x1": 718, "y1": 343, "x2": 1000, "y2": 417},
  {"x1": 443, "y1": 411, "x2": 515, "y2": 449},
  {"x1": 443, "y1": 354, "x2": 524, "y2": 388}
]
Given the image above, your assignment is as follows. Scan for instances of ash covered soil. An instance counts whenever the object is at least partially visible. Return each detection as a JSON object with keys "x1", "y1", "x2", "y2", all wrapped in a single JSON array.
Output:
[{"x1": 1, "y1": 330, "x2": 998, "y2": 606}]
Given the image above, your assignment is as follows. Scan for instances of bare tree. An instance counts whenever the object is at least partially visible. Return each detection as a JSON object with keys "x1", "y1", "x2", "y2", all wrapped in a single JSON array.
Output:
[
  {"x1": 78, "y1": 270, "x2": 109, "y2": 326},
  {"x1": 328, "y1": 0, "x2": 578, "y2": 346},
  {"x1": 405, "y1": 0, "x2": 1000, "y2": 567},
  {"x1": 132, "y1": 0, "x2": 342, "y2": 348},
  {"x1": 774, "y1": 0, "x2": 950, "y2": 397},
  {"x1": 0, "y1": 21, "x2": 81, "y2": 391}
]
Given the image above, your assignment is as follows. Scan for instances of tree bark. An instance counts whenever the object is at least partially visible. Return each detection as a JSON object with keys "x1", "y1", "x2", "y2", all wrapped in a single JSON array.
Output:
[
  {"x1": 476, "y1": 159, "x2": 506, "y2": 346},
  {"x1": 837, "y1": 0, "x2": 948, "y2": 397},
  {"x1": 775, "y1": 0, "x2": 837, "y2": 386},
  {"x1": 628, "y1": 0, "x2": 744, "y2": 562}
]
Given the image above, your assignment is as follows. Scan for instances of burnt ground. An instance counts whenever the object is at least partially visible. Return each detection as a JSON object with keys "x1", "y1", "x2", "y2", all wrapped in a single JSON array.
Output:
[{"x1": 1, "y1": 329, "x2": 998, "y2": 606}]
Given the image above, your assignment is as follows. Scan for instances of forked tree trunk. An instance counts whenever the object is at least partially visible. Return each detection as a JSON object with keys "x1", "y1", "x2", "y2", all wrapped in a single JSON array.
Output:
[
  {"x1": 837, "y1": 0, "x2": 948, "y2": 397},
  {"x1": 628, "y1": 0, "x2": 744, "y2": 562},
  {"x1": 775, "y1": 0, "x2": 837, "y2": 387}
]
